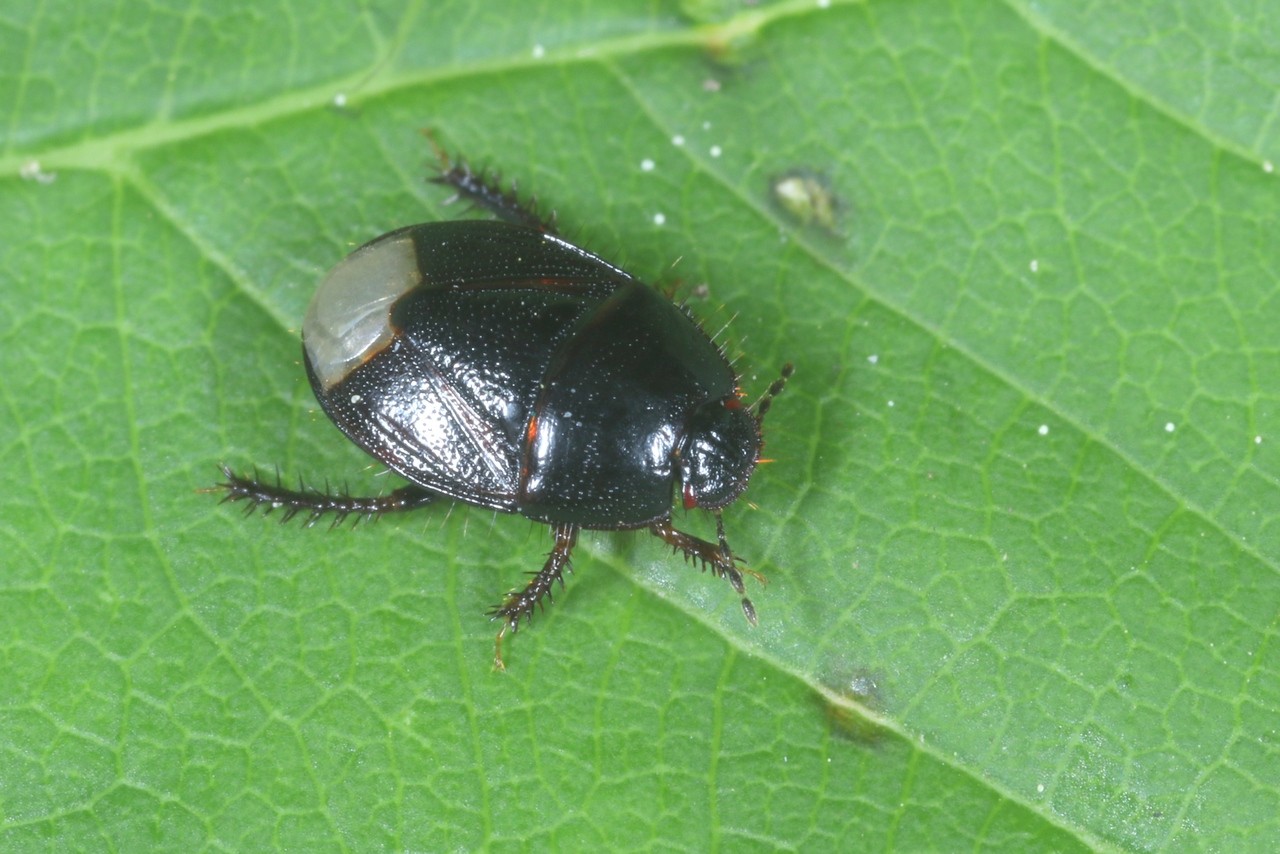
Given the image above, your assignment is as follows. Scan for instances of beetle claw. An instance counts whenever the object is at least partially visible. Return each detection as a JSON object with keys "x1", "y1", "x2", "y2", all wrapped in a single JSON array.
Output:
[{"x1": 493, "y1": 625, "x2": 510, "y2": 672}]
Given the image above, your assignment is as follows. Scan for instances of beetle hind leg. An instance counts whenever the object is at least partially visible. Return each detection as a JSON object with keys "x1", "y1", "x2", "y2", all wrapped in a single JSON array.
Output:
[
  {"x1": 648, "y1": 515, "x2": 761, "y2": 627},
  {"x1": 489, "y1": 522, "x2": 579, "y2": 671},
  {"x1": 423, "y1": 130, "x2": 557, "y2": 234},
  {"x1": 212, "y1": 464, "x2": 437, "y2": 527}
]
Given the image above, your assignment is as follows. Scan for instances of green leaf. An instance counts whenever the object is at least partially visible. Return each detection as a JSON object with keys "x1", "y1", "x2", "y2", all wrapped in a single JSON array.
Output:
[{"x1": 3, "y1": 0, "x2": 1277, "y2": 849}]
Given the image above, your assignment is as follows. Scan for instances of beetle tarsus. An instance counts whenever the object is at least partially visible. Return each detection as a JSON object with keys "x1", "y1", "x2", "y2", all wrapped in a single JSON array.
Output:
[
  {"x1": 493, "y1": 626, "x2": 509, "y2": 672},
  {"x1": 213, "y1": 464, "x2": 436, "y2": 527},
  {"x1": 488, "y1": 523, "x2": 579, "y2": 669}
]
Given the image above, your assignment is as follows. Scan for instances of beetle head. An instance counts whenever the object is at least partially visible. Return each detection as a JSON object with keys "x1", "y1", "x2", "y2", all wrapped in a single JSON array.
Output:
[{"x1": 679, "y1": 396, "x2": 760, "y2": 511}]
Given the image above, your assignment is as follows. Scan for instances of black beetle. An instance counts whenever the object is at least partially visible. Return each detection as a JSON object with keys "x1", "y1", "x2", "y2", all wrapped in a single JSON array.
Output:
[{"x1": 218, "y1": 139, "x2": 792, "y2": 669}]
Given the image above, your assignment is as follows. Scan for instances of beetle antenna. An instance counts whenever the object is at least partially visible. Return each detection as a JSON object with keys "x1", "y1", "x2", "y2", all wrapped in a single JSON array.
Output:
[{"x1": 751, "y1": 363, "x2": 794, "y2": 424}]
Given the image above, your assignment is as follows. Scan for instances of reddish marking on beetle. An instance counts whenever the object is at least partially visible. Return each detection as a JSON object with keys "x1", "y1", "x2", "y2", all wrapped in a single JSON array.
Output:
[
  {"x1": 525, "y1": 414, "x2": 540, "y2": 448},
  {"x1": 723, "y1": 397, "x2": 742, "y2": 410},
  {"x1": 683, "y1": 482, "x2": 698, "y2": 509}
]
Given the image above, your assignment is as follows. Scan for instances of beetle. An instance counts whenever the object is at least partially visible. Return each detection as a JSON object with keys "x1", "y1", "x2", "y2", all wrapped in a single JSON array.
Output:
[{"x1": 217, "y1": 138, "x2": 792, "y2": 669}]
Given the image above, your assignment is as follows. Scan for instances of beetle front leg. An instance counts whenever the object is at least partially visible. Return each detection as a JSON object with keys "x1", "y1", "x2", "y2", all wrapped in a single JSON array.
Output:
[
  {"x1": 489, "y1": 522, "x2": 579, "y2": 671},
  {"x1": 648, "y1": 515, "x2": 760, "y2": 626}
]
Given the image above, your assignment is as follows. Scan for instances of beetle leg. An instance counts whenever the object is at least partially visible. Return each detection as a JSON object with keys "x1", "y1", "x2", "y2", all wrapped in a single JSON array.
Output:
[
  {"x1": 648, "y1": 516, "x2": 759, "y2": 627},
  {"x1": 212, "y1": 465, "x2": 436, "y2": 527},
  {"x1": 423, "y1": 130, "x2": 558, "y2": 234},
  {"x1": 489, "y1": 522, "x2": 579, "y2": 671},
  {"x1": 709, "y1": 515, "x2": 768, "y2": 588}
]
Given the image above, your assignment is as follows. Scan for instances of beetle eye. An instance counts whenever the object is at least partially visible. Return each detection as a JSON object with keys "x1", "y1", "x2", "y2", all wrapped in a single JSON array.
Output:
[{"x1": 680, "y1": 398, "x2": 761, "y2": 510}]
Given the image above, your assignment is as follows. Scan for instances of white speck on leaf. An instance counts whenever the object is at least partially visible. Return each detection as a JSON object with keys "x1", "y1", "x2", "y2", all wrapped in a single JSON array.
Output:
[{"x1": 19, "y1": 160, "x2": 56, "y2": 184}]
